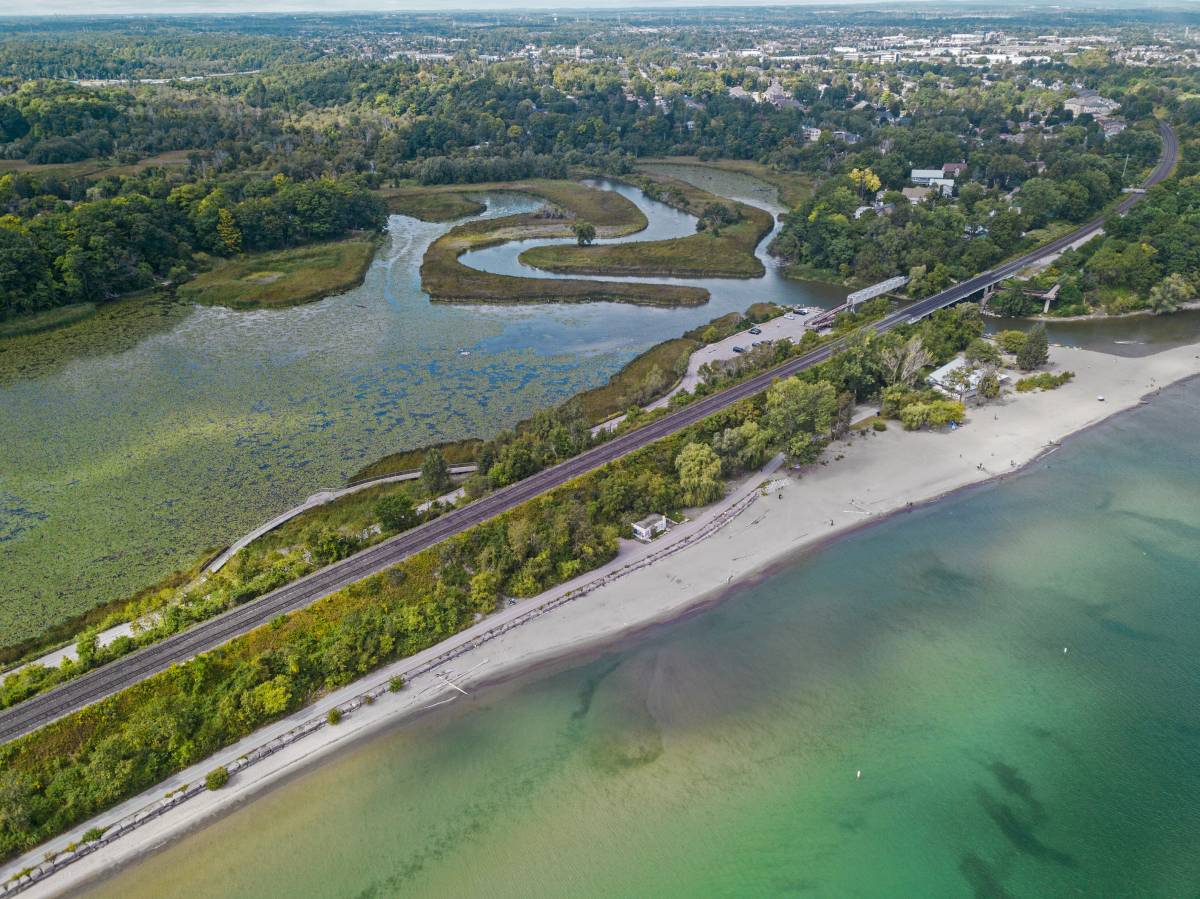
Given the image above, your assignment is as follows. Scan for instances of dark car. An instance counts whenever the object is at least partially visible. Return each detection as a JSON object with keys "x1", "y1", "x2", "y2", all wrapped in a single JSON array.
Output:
[
  {"x1": 748, "y1": 327, "x2": 762, "y2": 335},
  {"x1": 732, "y1": 345, "x2": 747, "y2": 354}
]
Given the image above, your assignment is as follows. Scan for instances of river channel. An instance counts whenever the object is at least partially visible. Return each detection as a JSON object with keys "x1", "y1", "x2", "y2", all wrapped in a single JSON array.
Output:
[
  {"x1": 4, "y1": 164, "x2": 1198, "y2": 644},
  {"x1": 0, "y1": 169, "x2": 836, "y2": 644}
]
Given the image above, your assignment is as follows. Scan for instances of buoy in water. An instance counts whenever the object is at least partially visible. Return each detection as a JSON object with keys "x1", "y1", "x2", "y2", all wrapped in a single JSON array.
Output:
[{"x1": 856, "y1": 770, "x2": 862, "y2": 781}]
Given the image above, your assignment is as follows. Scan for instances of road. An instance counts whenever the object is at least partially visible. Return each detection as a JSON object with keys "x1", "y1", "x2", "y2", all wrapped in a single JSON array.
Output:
[{"x1": 0, "y1": 121, "x2": 1175, "y2": 745}]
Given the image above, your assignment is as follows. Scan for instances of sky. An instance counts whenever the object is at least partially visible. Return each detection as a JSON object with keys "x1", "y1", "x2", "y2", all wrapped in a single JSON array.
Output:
[{"x1": 1, "y1": 0, "x2": 904, "y2": 16}]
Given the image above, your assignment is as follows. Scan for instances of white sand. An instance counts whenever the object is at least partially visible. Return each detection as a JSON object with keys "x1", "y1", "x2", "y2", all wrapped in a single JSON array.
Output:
[{"x1": 6, "y1": 339, "x2": 1199, "y2": 898}]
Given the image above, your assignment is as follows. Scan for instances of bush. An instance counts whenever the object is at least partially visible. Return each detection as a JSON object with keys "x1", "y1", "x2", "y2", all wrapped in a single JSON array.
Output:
[
  {"x1": 327, "y1": 707, "x2": 343, "y2": 725},
  {"x1": 205, "y1": 765, "x2": 230, "y2": 790},
  {"x1": 996, "y1": 330, "x2": 1028, "y2": 354},
  {"x1": 872, "y1": 419, "x2": 888, "y2": 432},
  {"x1": 1016, "y1": 371, "x2": 1074, "y2": 392},
  {"x1": 81, "y1": 826, "x2": 106, "y2": 843},
  {"x1": 900, "y1": 400, "x2": 966, "y2": 430},
  {"x1": 388, "y1": 675, "x2": 406, "y2": 692}
]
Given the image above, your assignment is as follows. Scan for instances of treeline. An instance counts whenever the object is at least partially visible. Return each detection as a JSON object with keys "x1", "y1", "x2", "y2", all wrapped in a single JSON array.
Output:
[
  {"x1": 406, "y1": 153, "x2": 568, "y2": 186},
  {"x1": 0, "y1": 300, "x2": 985, "y2": 863},
  {"x1": 0, "y1": 171, "x2": 385, "y2": 318}
]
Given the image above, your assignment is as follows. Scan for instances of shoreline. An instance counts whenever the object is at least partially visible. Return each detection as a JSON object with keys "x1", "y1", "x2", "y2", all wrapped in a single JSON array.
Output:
[{"x1": 7, "y1": 337, "x2": 1199, "y2": 898}]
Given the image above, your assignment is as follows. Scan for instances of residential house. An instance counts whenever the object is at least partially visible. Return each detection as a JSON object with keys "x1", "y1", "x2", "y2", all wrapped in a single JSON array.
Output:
[
  {"x1": 910, "y1": 168, "x2": 956, "y2": 196},
  {"x1": 902, "y1": 186, "x2": 934, "y2": 204}
]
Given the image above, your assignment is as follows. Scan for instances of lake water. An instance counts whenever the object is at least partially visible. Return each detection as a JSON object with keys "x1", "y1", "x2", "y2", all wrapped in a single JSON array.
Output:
[
  {"x1": 84, "y1": 379, "x2": 1200, "y2": 898},
  {"x1": 0, "y1": 174, "x2": 841, "y2": 643}
]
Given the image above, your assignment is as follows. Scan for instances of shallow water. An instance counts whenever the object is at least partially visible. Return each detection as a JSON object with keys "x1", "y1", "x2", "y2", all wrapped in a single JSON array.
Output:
[
  {"x1": 0, "y1": 177, "x2": 837, "y2": 642},
  {"x1": 85, "y1": 380, "x2": 1200, "y2": 898}
]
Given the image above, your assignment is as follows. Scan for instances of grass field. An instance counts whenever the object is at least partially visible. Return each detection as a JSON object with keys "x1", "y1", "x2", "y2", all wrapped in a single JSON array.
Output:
[
  {"x1": 518, "y1": 173, "x2": 774, "y2": 279},
  {"x1": 349, "y1": 439, "x2": 483, "y2": 484},
  {"x1": 636, "y1": 156, "x2": 813, "y2": 208},
  {"x1": 0, "y1": 149, "x2": 193, "y2": 181},
  {"x1": 177, "y1": 236, "x2": 380, "y2": 310},
  {"x1": 575, "y1": 336, "x2": 698, "y2": 422}
]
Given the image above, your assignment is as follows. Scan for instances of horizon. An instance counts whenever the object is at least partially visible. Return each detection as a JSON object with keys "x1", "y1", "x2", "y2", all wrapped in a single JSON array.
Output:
[{"x1": 0, "y1": 0, "x2": 1185, "y2": 19}]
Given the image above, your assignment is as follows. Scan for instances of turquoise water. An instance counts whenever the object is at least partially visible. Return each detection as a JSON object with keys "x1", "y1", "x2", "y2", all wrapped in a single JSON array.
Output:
[
  {"x1": 86, "y1": 380, "x2": 1200, "y2": 898},
  {"x1": 0, "y1": 178, "x2": 838, "y2": 642}
]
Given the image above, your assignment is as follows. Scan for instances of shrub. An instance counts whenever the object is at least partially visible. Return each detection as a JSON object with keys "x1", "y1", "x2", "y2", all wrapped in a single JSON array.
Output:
[
  {"x1": 327, "y1": 707, "x2": 343, "y2": 725},
  {"x1": 1016, "y1": 371, "x2": 1074, "y2": 392},
  {"x1": 872, "y1": 419, "x2": 888, "y2": 432},
  {"x1": 388, "y1": 675, "x2": 406, "y2": 692},
  {"x1": 81, "y1": 826, "x2": 106, "y2": 843},
  {"x1": 205, "y1": 765, "x2": 230, "y2": 790},
  {"x1": 996, "y1": 330, "x2": 1028, "y2": 354},
  {"x1": 900, "y1": 400, "x2": 965, "y2": 430}
]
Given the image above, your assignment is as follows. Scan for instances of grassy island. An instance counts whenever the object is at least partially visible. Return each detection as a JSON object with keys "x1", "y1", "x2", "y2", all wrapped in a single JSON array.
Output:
[
  {"x1": 379, "y1": 189, "x2": 486, "y2": 222},
  {"x1": 518, "y1": 174, "x2": 774, "y2": 279},
  {"x1": 637, "y1": 157, "x2": 813, "y2": 208},
  {"x1": 418, "y1": 178, "x2": 707, "y2": 306},
  {"x1": 177, "y1": 236, "x2": 381, "y2": 310}
]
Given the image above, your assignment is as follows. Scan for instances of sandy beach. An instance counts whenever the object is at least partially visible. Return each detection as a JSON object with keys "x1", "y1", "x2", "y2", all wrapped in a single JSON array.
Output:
[{"x1": 6, "y1": 337, "x2": 1199, "y2": 898}]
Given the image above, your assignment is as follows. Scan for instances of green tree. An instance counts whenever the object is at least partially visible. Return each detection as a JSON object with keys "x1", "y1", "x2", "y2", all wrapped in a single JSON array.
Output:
[
  {"x1": 420, "y1": 448, "x2": 452, "y2": 495},
  {"x1": 675, "y1": 442, "x2": 724, "y2": 506},
  {"x1": 977, "y1": 370, "x2": 1002, "y2": 400},
  {"x1": 205, "y1": 766, "x2": 229, "y2": 790},
  {"x1": 1148, "y1": 273, "x2": 1194, "y2": 315},
  {"x1": 572, "y1": 221, "x2": 596, "y2": 246},
  {"x1": 376, "y1": 494, "x2": 416, "y2": 532},
  {"x1": 1017, "y1": 324, "x2": 1049, "y2": 371},
  {"x1": 996, "y1": 330, "x2": 1027, "y2": 354},
  {"x1": 764, "y1": 377, "x2": 838, "y2": 441},
  {"x1": 216, "y1": 207, "x2": 242, "y2": 255},
  {"x1": 964, "y1": 337, "x2": 1001, "y2": 367}
]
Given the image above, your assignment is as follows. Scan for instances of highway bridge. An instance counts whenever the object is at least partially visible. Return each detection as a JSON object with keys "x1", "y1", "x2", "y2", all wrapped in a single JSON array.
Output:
[{"x1": 0, "y1": 121, "x2": 1176, "y2": 745}]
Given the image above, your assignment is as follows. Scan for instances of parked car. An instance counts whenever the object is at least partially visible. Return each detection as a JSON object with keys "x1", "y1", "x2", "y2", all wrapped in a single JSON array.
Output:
[
  {"x1": 748, "y1": 327, "x2": 762, "y2": 335},
  {"x1": 732, "y1": 345, "x2": 747, "y2": 354}
]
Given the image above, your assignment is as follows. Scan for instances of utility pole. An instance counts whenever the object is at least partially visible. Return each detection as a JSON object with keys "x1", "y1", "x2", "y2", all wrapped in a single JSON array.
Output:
[{"x1": 1121, "y1": 153, "x2": 1130, "y2": 185}]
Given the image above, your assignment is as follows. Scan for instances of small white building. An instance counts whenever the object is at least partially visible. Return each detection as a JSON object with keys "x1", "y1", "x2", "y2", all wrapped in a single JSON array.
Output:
[
  {"x1": 632, "y1": 513, "x2": 668, "y2": 542},
  {"x1": 928, "y1": 356, "x2": 1008, "y2": 399}
]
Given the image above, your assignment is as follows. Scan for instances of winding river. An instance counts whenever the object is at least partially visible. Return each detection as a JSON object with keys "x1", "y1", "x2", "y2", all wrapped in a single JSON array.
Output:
[
  {"x1": 0, "y1": 169, "x2": 838, "y2": 645},
  {"x1": 3, "y1": 164, "x2": 1198, "y2": 645}
]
